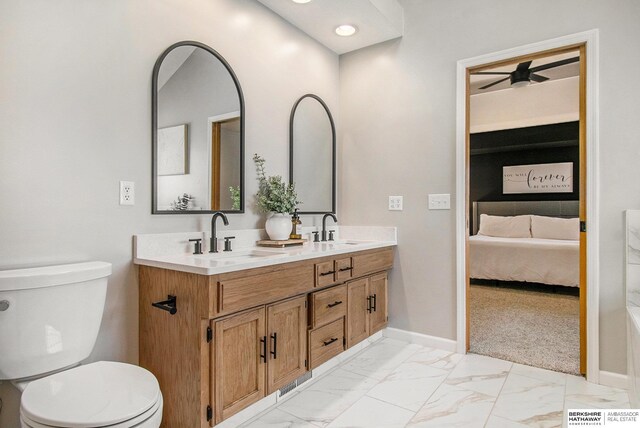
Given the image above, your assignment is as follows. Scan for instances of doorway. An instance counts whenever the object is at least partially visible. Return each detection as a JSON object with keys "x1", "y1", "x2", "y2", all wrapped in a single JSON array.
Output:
[
  {"x1": 468, "y1": 49, "x2": 583, "y2": 375},
  {"x1": 455, "y1": 31, "x2": 600, "y2": 381}
]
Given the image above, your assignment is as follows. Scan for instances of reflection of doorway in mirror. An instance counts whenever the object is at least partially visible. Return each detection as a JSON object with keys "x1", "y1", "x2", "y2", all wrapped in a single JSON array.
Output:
[{"x1": 208, "y1": 112, "x2": 241, "y2": 211}]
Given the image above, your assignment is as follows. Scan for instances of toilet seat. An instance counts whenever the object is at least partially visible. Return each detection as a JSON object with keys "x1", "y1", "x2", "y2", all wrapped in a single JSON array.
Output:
[{"x1": 20, "y1": 361, "x2": 161, "y2": 428}]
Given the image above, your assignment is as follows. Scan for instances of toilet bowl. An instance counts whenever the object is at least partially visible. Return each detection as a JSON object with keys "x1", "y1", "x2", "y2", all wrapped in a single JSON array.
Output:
[
  {"x1": 0, "y1": 262, "x2": 163, "y2": 428},
  {"x1": 19, "y1": 362, "x2": 162, "y2": 428}
]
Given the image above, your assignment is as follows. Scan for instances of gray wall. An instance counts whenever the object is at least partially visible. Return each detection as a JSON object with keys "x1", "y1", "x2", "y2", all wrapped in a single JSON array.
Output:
[
  {"x1": 339, "y1": 0, "x2": 640, "y2": 375},
  {"x1": 0, "y1": 0, "x2": 338, "y2": 424}
]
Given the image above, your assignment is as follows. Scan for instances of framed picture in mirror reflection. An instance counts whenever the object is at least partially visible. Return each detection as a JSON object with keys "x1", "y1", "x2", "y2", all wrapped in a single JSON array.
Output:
[{"x1": 158, "y1": 124, "x2": 188, "y2": 176}]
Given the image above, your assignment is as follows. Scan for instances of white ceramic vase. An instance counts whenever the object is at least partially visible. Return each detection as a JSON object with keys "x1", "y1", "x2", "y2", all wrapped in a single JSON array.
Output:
[{"x1": 265, "y1": 212, "x2": 291, "y2": 241}]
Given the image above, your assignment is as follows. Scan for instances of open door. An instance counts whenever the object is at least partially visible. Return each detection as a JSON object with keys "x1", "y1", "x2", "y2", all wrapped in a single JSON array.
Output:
[{"x1": 578, "y1": 44, "x2": 587, "y2": 375}]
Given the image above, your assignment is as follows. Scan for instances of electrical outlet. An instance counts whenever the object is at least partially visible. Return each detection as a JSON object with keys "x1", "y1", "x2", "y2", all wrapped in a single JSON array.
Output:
[
  {"x1": 388, "y1": 196, "x2": 403, "y2": 211},
  {"x1": 428, "y1": 193, "x2": 450, "y2": 210},
  {"x1": 120, "y1": 181, "x2": 135, "y2": 205}
]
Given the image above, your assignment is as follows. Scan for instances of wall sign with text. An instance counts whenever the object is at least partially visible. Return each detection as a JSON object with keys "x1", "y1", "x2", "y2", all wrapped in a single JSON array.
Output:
[{"x1": 503, "y1": 162, "x2": 573, "y2": 194}]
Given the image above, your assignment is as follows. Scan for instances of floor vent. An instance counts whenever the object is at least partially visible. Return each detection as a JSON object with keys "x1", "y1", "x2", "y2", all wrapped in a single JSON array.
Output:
[{"x1": 278, "y1": 370, "x2": 313, "y2": 399}]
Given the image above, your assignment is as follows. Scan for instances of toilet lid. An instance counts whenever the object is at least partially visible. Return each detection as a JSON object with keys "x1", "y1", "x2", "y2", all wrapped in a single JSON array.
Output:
[{"x1": 21, "y1": 361, "x2": 160, "y2": 428}]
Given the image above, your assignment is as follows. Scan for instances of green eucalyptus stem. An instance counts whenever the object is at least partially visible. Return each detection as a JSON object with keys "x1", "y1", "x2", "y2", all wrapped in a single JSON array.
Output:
[{"x1": 253, "y1": 153, "x2": 301, "y2": 214}]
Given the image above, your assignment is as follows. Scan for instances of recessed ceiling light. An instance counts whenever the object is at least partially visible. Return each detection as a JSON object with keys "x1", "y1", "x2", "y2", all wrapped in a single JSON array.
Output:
[
  {"x1": 335, "y1": 24, "x2": 357, "y2": 37},
  {"x1": 292, "y1": 0, "x2": 311, "y2": 4}
]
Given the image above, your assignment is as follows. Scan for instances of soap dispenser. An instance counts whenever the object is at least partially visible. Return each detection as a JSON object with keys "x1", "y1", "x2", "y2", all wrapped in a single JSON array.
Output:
[{"x1": 290, "y1": 209, "x2": 302, "y2": 240}]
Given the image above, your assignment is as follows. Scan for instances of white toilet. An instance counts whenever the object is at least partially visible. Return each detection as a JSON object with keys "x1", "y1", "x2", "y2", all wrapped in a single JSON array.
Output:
[{"x1": 0, "y1": 261, "x2": 163, "y2": 428}]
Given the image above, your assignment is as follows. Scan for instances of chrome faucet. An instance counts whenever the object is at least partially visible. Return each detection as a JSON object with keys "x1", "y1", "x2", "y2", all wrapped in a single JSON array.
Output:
[
  {"x1": 321, "y1": 213, "x2": 337, "y2": 241},
  {"x1": 210, "y1": 212, "x2": 229, "y2": 253}
]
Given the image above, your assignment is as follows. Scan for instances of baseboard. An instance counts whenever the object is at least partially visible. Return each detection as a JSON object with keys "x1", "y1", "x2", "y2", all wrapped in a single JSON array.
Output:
[
  {"x1": 383, "y1": 327, "x2": 458, "y2": 353},
  {"x1": 598, "y1": 370, "x2": 628, "y2": 390}
]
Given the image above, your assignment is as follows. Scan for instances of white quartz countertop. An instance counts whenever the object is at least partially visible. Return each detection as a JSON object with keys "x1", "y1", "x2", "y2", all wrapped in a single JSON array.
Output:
[{"x1": 133, "y1": 226, "x2": 397, "y2": 276}]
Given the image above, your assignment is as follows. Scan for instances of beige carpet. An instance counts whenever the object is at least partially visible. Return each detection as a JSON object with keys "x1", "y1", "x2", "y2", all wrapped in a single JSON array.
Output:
[{"x1": 469, "y1": 285, "x2": 580, "y2": 375}]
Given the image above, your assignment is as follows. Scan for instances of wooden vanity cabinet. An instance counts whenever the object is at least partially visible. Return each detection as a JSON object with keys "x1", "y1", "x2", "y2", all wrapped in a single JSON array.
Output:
[
  {"x1": 346, "y1": 272, "x2": 388, "y2": 348},
  {"x1": 138, "y1": 247, "x2": 393, "y2": 427}
]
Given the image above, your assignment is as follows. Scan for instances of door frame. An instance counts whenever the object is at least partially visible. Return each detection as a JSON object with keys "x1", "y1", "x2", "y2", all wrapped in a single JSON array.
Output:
[
  {"x1": 207, "y1": 111, "x2": 240, "y2": 210},
  {"x1": 455, "y1": 30, "x2": 600, "y2": 381}
]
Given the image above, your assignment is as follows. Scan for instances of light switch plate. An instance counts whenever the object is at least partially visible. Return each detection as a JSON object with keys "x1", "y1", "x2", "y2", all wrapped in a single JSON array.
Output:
[
  {"x1": 388, "y1": 196, "x2": 403, "y2": 211},
  {"x1": 428, "y1": 193, "x2": 450, "y2": 210},
  {"x1": 120, "y1": 181, "x2": 135, "y2": 205}
]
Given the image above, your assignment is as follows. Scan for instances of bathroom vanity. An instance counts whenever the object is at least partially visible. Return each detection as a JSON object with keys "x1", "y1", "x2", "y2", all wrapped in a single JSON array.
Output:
[{"x1": 135, "y1": 231, "x2": 395, "y2": 427}]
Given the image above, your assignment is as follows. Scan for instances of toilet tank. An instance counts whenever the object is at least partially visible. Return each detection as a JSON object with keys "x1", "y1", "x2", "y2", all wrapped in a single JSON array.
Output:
[{"x1": 0, "y1": 261, "x2": 111, "y2": 380}]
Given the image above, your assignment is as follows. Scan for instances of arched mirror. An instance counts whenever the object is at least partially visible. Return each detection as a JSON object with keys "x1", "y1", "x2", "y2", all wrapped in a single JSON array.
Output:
[
  {"x1": 152, "y1": 41, "x2": 244, "y2": 213},
  {"x1": 289, "y1": 94, "x2": 336, "y2": 214}
]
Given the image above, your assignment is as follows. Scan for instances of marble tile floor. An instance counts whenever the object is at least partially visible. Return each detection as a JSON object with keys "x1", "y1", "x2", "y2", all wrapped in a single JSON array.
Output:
[{"x1": 240, "y1": 337, "x2": 631, "y2": 428}]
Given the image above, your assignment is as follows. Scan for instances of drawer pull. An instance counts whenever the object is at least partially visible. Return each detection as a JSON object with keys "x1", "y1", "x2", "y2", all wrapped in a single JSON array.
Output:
[
  {"x1": 319, "y1": 270, "x2": 336, "y2": 277},
  {"x1": 372, "y1": 293, "x2": 377, "y2": 312},
  {"x1": 270, "y1": 332, "x2": 278, "y2": 359},
  {"x1": 327, "y1": 300, "x2": 343, "y2": 308},
  {"x1": 366, "y1": 295, "x2": 372, "y2": 313},
  {"x1": 260, "y1": 336, "x2": 267, "y2": 363},
  {"x1": 323, "y1": 337, "x2": 339, "y2": 346},
  {"x1": 338, "y1": 267, "x2": 353, "y2": 272}
]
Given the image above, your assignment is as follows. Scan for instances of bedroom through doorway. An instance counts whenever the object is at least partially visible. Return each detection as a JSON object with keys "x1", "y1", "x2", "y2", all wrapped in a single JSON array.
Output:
[{"x1": 465, "y1": 46, "x2": 586, "y2": 376}]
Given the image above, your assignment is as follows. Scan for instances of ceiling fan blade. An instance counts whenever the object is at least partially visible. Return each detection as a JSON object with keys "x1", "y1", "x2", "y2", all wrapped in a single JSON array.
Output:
[
  {"x1": 529, "y1": 73, "x2": 549, "y2": 83},
  {"x1": 529, "y1": 56, "x2": 579, "y2": 73},
  {"x1": 478, "y1": 76, "x2": 510, "y2": 90},
  {"x1": 516, "y1": 61, "x2": 532, "y2": 71},
  {"x1": 471, "y1": 71, "x2": 512, "y2": 75}
]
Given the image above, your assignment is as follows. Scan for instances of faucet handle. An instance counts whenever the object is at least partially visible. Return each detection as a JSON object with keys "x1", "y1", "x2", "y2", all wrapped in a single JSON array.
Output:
[
  {"x1": 328, "y1": 230, "x2": 335, "y2": 241},
  {"x1": 188, "y1": 238, "x2": 203, "y2": 255},
  {"x1": 312, "y1": 231, "x2": 320, "y2": 242},
  {"x1": 223, "y1": 236, "x2": 236, "y2": 252}
]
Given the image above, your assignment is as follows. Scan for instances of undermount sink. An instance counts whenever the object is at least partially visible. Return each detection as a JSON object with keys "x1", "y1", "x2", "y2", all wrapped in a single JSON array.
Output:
[
  {"x1": 192, "y1": 249, "x2": 287, "y2": 263},
  {"x1": 193, "y1": 250, "x2": 285, "y2": 260}
]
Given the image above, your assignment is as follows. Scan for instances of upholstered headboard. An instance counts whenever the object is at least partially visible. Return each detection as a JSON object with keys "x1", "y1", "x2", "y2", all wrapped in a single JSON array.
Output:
[{"x1": 472, "y1": 200, "x2": 579, "y2": 235}]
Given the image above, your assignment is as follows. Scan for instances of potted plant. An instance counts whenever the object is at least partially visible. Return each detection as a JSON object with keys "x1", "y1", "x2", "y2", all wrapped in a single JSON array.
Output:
[{"x1": 253, "y1": 154, "x2": 301, "y2": 240}]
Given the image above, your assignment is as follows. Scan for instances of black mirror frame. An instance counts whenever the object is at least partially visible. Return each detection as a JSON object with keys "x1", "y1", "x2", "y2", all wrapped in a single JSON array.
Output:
[
  {"x1": 289, "y1": 94, "x2": 336, "y2": 215},
  {"x1": 151, "y1": 40, "x2": 245, "y2": 214}
]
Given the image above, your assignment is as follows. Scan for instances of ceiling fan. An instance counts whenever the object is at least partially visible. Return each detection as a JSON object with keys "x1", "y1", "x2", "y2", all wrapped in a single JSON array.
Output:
[{"x1": 472, "y1": 57, "x2": 579, "y2": 90}]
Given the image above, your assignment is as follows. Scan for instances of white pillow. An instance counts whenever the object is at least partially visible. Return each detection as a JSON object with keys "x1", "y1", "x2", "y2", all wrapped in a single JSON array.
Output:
[
  {"x1": 530, "y1": 215, "x2": 579, "y2": 241},
  {"x1": 478, "y1": 214, "x2": 531, "y2": 238}
]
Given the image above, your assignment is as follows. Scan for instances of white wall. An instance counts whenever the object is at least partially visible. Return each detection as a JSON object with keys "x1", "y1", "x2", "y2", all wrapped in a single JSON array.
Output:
[
  {"x1": 339, "y1": 0, "x2": 640, "y2": 376},
  {"x1": 0, "y1": 0, "x2": 338, "y2": 424},
  {"x1": 470, "y1": 76, "x2": 580, "y2": 133}
]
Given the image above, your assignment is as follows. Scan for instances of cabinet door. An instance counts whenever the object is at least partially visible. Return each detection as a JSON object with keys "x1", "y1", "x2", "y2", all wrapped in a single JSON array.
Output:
[
  {"x1": 369, "y1": 272, "x2": 388, "y2": 334},
  {"x1": 347, "y1": 278, "x2": 370, "y2": 348},
  {"x1": 266, "y1": 296, "x2": 308, "y2": 393},
  {"x1": 214, "y1": 307, "x2": 266, "y2": 423}
]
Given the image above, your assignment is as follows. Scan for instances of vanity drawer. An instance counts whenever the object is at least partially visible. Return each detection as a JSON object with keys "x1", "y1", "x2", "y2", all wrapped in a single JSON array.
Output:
[
  {"x1": 308, "y1": 318, "x2": 344, "y2": 369},
  {"x1": 310, "y1": 284, "x2": 347, "y2": 328},
  {"x1": 217, "y1": 264, "x2": 314, "y2": 315},
  {"x1": 315, "y1": 261, "x2": 336, "y2": 288},
  {"x1": 352, "y1": 248, "x2": 394, "y2": 278},
  {"x1": 335, "y1": 257, "x2": 353, "y2": 282}
]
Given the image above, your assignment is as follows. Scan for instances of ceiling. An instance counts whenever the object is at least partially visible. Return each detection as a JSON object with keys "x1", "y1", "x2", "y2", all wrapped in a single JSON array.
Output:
[
  {"x1": 470, "y1": 50, "x2": 580, "y2": 95},
  {"x1": 256, "y1": 0, "x2": 404, "y2": 55}
]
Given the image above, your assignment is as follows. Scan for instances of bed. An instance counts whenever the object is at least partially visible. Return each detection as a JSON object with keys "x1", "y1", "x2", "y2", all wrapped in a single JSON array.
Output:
[{"x1": 469, "y1": 201, "x2": 580, "y2": 288}]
